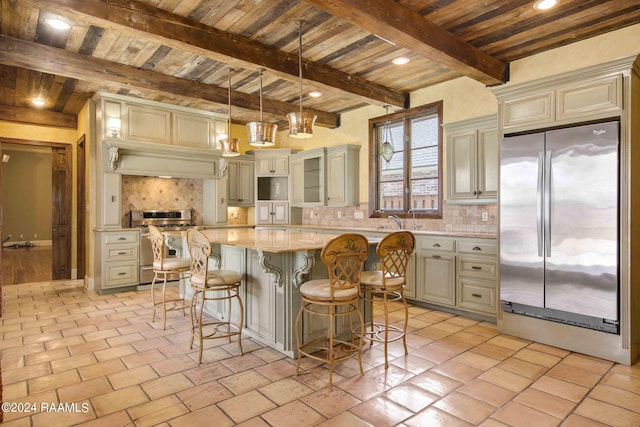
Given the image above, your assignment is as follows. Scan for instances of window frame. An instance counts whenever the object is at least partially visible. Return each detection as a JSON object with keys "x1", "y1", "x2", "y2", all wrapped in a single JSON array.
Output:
[{"x1": 368, "y1": 101, "x2": 443, "y2": 219}]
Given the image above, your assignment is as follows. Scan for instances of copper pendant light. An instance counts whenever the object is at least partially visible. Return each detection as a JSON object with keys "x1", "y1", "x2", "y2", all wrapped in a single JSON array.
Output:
[
  {"x1": 220, "y1": 68, "x2": 240, "y2": 157},
  {"x1": 246, "y1": 68, "x2": 278, "y2": 147},
  {"x1": 286, "y1": 20, "x2": 316, "y2": 139}
]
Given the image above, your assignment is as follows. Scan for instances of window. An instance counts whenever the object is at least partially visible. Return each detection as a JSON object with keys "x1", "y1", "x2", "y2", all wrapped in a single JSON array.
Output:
[{"x1": 369, "y1": 101, "x2": 443, "y2": 219}]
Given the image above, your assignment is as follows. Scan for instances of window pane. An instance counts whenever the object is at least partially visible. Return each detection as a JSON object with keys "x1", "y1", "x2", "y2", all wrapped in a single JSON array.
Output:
[
  {"x1": 411, "y1": 178, "x2": 439, "y2": 211},
  {"x1": 380, "y1": 150, "x2": 404, "y2": 182},
  {"x1": 411, "y1": 115, "x2": 439, "y2": 148},
  {"x1": 379, "y1": 181, "x2": 404, "y2": 211},
  {"x1": 411, "y1": 146, "x2": 438, "y2": 179}
]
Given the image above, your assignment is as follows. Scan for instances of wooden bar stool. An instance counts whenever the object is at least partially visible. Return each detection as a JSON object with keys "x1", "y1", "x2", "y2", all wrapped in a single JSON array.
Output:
[
  {"x1": 149, "y1": 225, "x2": 191, "y2": 330},
  {"x1": 359, "y1": 231, "x2": 415, "y2": 368},
  {"x1": 186, "y1": 229, "x2": 244, "y2": 364},
  {"x1": 295, "y1": 233, "x2": 369, "y2": 391}
]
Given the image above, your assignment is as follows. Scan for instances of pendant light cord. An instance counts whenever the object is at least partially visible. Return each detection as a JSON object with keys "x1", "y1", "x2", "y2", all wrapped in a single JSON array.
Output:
[
  {"x1": 297, "y1": 20, "x2": 303, "y2": 115},
  {"x1": 258, "y1": 68, "x2": 264, "y2": 122},
  {"x1": 227, "y1": 68, "x2": 232, "y2": 139}
]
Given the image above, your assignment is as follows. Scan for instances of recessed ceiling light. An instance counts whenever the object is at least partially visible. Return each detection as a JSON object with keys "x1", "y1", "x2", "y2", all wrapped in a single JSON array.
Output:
[
  {"x1": 392, "y1": 56, "x2": 410, "y2": 65},
  {"x1": 32, "y1": 98, "x2": 46, "y2": 107},
  {"x1": 308, "y1": 91, "x2": 322, "y2": 98},
  {"x1": 45, "y1": 17, "x2": 71, "y2": 30},
  {"x1": 533, "y1": 0, "x2": 558, "y2": 10}
]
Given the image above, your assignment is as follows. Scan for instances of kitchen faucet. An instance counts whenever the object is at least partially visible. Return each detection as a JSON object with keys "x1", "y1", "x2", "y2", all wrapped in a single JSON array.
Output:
[
  {"x1": 388, "y1": 215, "x2": 402, "y2": 229},
  {"x1": 408, "y1": 208, "x2": 417, "y2": 230}
]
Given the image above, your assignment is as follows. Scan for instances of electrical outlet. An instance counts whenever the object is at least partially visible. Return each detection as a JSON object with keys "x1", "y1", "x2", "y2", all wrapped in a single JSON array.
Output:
[
  {"x1": 482, "y1": 212, "x2": 489, "y2": 222},
  {"x1": 354, "y1": 211, "x2": 364, "y2": 220},
  {"x1": 337, "y1": 211, "x2": 342, "y2": 219}
]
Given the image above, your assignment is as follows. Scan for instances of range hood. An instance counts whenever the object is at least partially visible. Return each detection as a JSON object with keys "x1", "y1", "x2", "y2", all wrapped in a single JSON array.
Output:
[{"x1": 104, "y1": 139, "x2": 227, "y2": 179}]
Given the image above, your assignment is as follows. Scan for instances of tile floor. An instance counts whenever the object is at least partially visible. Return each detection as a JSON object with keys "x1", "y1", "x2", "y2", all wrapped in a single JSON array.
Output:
[{"x1": 1, "y1": 280, "x2": 639, "y2": 427}]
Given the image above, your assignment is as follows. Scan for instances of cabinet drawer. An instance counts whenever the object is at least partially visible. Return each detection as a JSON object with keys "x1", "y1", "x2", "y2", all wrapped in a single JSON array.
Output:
[
  {"x1": 104, "y1": 232, "x2": 139, "y2": 245},
  {"x1": 458, "y1": 240, "x2": 496, "y2": 255},
  {"x1": 104, "y1": 261, "x2": 138, "y2": 288},
  {"x1": 458, "y1": 278, "x2": 496, "y2": 314},
  {"x1": 105, "y1": 244, "x2": 138, "y2": 261},
  {"x1": 418, "y1": 237, "x2": 455, "y2": 252},
  {"x1": 458, "y1": 257, "x2": 497, "y2": 280}
]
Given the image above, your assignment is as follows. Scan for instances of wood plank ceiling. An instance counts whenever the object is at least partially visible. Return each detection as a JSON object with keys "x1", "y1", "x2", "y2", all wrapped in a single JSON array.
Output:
[{"x1": 0, "y1": 0, "x2": 638, "y2": 130}]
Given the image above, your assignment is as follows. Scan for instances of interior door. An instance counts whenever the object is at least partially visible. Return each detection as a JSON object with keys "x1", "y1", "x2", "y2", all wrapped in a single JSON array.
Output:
[{"x1": 52, "y1": 145, "x2": 72, "y2": 280}]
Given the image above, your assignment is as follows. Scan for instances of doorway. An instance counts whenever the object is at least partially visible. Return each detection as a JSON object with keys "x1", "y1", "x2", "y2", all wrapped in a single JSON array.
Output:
[{"x1": 0, "y1": 138, "x2": 73, "y2": 284}]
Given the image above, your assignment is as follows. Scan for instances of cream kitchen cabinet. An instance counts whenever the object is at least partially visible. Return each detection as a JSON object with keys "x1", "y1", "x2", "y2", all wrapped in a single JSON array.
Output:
[
  {"x1": 444, "y1": 115, "x2": 498, "y2": 203},
  {"x1": 326, "y1": 144, "x2": 360, "y2": 207},
  {"x1": 256, "y1": 202, "x2": 289, "y2": 225},
  {"x1": 96, "y1": 230, "x2": 139, "y2": 293},
  {"x1": 456, "y1": 239, "x2": 498, "y2": 315},
  {"x1": 290, "y1": 148, "x2": 325, "y2": 207},
  {"x1": 227, "y1": 157, "x2": 254, "y2": 207},
  {"x1": 254, "y1": 149, "x2": 290, "y2": 176},
  {"x1": 415, "y1": 236, "x2": 456, "y2": 307}
]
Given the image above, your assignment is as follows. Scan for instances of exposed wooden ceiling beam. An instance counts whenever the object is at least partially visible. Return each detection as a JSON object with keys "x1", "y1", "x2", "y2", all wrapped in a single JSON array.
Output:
[
  {"x1": 304, "y1": 0, "x2": 509, "y2": 86},
  {"x1": 0, "y1": 35, "x2": 340, "y2": 128},
  {"x1": 0, "y1": 104, "x2": 77, "y2": 128},
  {"x1": 19, "y1": 0, "x2": 408, "y2": 108}
]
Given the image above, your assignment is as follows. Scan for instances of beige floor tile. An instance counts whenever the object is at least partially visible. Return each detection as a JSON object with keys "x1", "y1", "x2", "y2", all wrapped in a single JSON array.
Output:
[
  {"x1": 527, "y1": 342, "x2": 571, "y2": 358},
  {"x1": 150, "y1": 354, "x2": 199, "y2": 376},
  {"x1": 120, "y1": 348, "x2": 167, "y2": 368},
  {"x1": 255, "y1": 358, "x2": 298, "y2": 381},
  {"x1": 497, "y1": 357, "x2": 549, "y2": 380},
  {"x1": 58, "y1": 376, "x2": 113, "y2": 402},
  {"x1": 531, "y1": 376, "x2": 590, "y2": 402},
  {"x1": 546, "y1": 364, "x2": 604, "y2": 388},
  {"x1": 464, "y1": 324, "x2": 500, "y2": 339},
  {"x1": 90, "y1": 385, "x2": 149, "y2": 417},
  {"x1": 434, "y1": 391, "x2": 497, "y2": 425},
  {"x1": 560, "y1": 414, "x2": 611, "y2": 427},
  {"x1": 217, "y1": 390, "x2": 277, "y2": 424},
  {"x1": 574, "y1": 397, "x2": 640, "y2": 427},
  {"x1": 261, "y1": 400, "x2": 325, "y2": 427},
  {"x1": 301, "y1": 387, "x2": 361, "y2": 418},
  {"x1": 24, "y1": 346, "x2": 70, "y2": 365},
  {"x1": 513, "y1": 388, "x2": 576, "y2": 419},
  {"x1": 432, "y1": 359, "x2": 483, "y2": 383},
  {"x1": 30, "y1": 405, "x2": 96, "y2": 426},
  {"x1": 412, "y1": 343, "x2": 456, "y2": 364},
  {"x1": 295, "y1": 365, "x2": 347, "y2": 391},
  {"x1": 108, "y1": 364, "x2": 159, "y2": 389},
  {"x1": 588, "y1": 384, "x2": 640, "y2": 413},
  {"x1": 126, "y1": 395, "x2": 189, "y2": 427},
  {"x1": 316, "y1": 411, "x2": 375, "y2": 427},
  {"x1": 106, "y1": 332, "x2": 145, "y2": 347},
  {"x1": 176, "y1": 380, "x2": 234, "y2": 411},
  {"x1": 405, "y1": 407, "x2": 473, "y2": 427},
  {"x1": 513, "y1": 348, "x2": 562, "y2": 368},
  {"x1": 140, "y1": 372, "x2": 194, "y2": 399},
  {"x1": 478, "y1": 367, "x2": 533, "y2": 393},
  {"x1": 453, "y1": 351, "x2": 501, "y2": 371},
  {"x1": 182, "y1": 361, "x2": 234, "y2": 385},
  {"x1": 560, "y1": 354, "x2": 614, "y2": 376},
  {"x1": 350, "y1": 396, "x2": 414, "y2": 427},
  {"x1": 469, "y1": 343, "x2": 516, "y2": 360},
  {"x1": 50, "y1": 352, "x2": 97, "y2": 373},
  {"x1": 492, "y1": 401, "x2": 560, "y2": 427},
  {"x1": 27, "y1": 369, "x2": 81, "y2": 394},
  {"x1": 77, "y1": 359, "x2": 127, "y2": 380},
  {"x1": 486, "y1": 335, "x2": 530, "y2": 351},
  {"x1": 600, "y1": 371, "x2": 640, "y2": 394},
  {"x1": 67, "y1": 339, "x2": 111, "y2": 356},
  {"x1": 2, "y1": 381, "x2": 28, "y2": 401},
  {"x1": 259, "y1": 377, "x2": 315, "y2": 405},
  {"x1": 219, "y1": 369, "x2": 272, "y2": 395},
  {"x1": 169, "y1": 403, "x2": 235, "y2": 427},
  {"x1": 457, "y1": 379, "x2": 515, "y2": 407},
  {"x1": 74, "y1": 410, "x2": 132, "y2": 427},
  {"x1": 409, "y1": 370, "x2": 464, "y2": 396},
  {"x1": 383, "y1": 383, "x2": 438, "y2": 413}
]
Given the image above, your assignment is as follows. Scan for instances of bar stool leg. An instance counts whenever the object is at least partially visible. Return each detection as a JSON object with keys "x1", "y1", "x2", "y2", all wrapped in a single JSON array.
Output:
[{"x1": 235, "y1": 289, "x2": 245, "y2": 355}]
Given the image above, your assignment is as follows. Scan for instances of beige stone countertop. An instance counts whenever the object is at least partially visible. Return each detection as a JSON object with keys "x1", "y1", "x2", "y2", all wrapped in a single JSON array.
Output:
[
  {"x1": 257, "y1": 224, "x2": 497, "y2": 240},
  {"x1": 170, "y1": 228, "x2": 379, "y2": 253}
]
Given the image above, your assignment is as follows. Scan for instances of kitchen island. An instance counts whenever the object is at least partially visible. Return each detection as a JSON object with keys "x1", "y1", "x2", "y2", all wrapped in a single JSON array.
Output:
[{"x1": 167, "y1": 228, "x2": 378, "y2": 357}]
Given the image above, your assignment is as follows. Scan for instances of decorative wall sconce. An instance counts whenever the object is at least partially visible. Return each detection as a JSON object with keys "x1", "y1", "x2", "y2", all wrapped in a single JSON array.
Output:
[{"x1": 107, "y1": 117, "x2": 121, "y2": 138}]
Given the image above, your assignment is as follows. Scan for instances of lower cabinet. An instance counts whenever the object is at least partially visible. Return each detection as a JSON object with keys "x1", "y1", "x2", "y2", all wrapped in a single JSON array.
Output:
[
  {"x1": 256, "y1": 201, "x2": 289, "y2": 225},
  {"x1": 413, "y1": 235, "x2": 497, "y2": 317},
  {"x1": 97, "y1": 230, "x2": 139, "y2": 292}
]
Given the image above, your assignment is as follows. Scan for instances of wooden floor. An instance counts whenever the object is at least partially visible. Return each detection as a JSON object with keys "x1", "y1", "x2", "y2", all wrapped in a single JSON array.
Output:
[{"x1": 1, "y1": 245, "x2": 52, "y2": 285}]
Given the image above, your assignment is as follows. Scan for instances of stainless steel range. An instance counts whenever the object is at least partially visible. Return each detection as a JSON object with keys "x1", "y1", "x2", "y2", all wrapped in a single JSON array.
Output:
[{"x1": 131, "y1": 209, "x2": 197, "y2": 284}]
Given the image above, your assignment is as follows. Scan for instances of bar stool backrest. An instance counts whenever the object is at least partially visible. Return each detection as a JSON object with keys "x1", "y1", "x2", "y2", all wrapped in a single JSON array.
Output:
[
  {"x1": 186, "y1": 229, "x2": 211, "y2": 283},
  {"x1": 321, "y1": 233, "x2": 369, "y2": 299},
  {"x1": 377, "y1": 231, "x2": 415, "y2": 285},
  {"x1": 148, "y1": 225, "x2": 166, "y2": 270}
]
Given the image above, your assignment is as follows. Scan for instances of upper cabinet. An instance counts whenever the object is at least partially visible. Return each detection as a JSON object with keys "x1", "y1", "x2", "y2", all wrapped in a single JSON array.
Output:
[
  {"x1": 227, "y1": 156, "x2": 254, "y2": 207},
  {"x1": 97, "y1": 92, "x2": 224, "y2": 149},
  {"x1": 290, "y1": 148, "x2": 325, "y2": 207},
  {"x1": 326, "y1": 144, "x2": 360, "y2": 207},
  {"x1": 255, "y1": 150, "x2": 290, "y2": 176},
  {"x1": 444, "y1": 115, "x2": 498, "y2": 204}
]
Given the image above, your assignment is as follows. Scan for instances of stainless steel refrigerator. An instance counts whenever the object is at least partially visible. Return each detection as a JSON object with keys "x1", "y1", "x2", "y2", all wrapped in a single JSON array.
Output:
[{"x1": 500, "y1": 120, "x2": 619, "y2": 334}]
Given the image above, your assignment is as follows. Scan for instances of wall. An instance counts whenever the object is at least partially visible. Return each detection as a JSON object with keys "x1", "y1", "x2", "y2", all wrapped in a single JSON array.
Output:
[
  {"x1": 1, "y1": 145, "x2": 52, "y2": 243},
  {"x1": 273, "y1": 23, "x2": 640, "y2": 234}
]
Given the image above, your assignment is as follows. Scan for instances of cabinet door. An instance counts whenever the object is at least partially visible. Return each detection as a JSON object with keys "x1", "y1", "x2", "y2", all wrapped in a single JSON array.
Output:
[
  {"x1": 290, "y1": 159, "x2": 304, "y2": 206},
  {"x1": 272, "y1": 156, "x2": 289, "y2": 175},
  {"x1": 326, "y1": 150, "x2": 346, "y2": 205},
  {"x1": 255, "y1": 157, "x2": 273, "y2": 175},
  {"x1": 173, "y1": 112, "x2": 212, "y2": 148},
  {"x1": 477, "y1": 127, "x2": 498, "y2": 199},
  {"x1": 272, "y1": 202, "x2": 289, "y2": 225},
  {"x1": 238, "y1": 162, "x2": 254, "y2": 204},
  {"x1": 227, "y1": 161, "x2": 240, "y2": 203},
  {"x1": 416, "y1": 252, "x2": 455, "y2": 306},
  {"x1": 404, "y1": 252, "x2": 416, "y2": 299},
  {"x1": 102, "y1": 172, "x2": 121, "y2": 227},
  {"x1": 256, "y1": 202, "x2": 273, "y2": 224},
  {"x1": 124, "y1": 104, "x2": 171, "y2": 144},
  {"x1": 246, "y1": 250, "x2": 277, "y2": 343},
  {"x1": 447, "y1": 131, "x2": 477, "y2": 201}
]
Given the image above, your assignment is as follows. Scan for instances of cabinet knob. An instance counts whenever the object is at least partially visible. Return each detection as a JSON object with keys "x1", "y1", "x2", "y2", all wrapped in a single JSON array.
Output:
[
  {"x1": 471, "y1": 293, "x2": 482, "y2": 298},
  {"x1": 118, "y1": 272, "x2": 127, "y2": 276},
  {"x1": 433, "y1": 243, "x2": 441, "y2": 248},
  {"x1": 118, "y1": 237, "x2": 126, "y2": 241},
  {"x1": 432, "y1": 255, "x2": 441, "y2": 259},
  {"x1": 473, "y1": 191, "x2": 478, "y2": 196},
  {"x1": 477, "y1": 190, "x2": 483, "y2": 195},
  {"x1": 471, "y1": 266, "x2": 482, "y2": 270},
  {"x1": 118, "y1": 252, "x2": 127, "y2": 255}
]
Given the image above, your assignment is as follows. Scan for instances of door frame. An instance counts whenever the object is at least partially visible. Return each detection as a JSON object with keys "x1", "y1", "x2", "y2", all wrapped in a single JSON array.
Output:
[
  {"x1": 0, "y1": 137, "x2": 73, "y2": 280},
  {"x1": 76, "y1": 135, "x2": 86, "y2": 280}
]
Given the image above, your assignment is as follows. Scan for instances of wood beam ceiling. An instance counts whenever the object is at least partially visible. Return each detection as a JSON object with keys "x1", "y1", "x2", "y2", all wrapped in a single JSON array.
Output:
[
  {"x1": 0, "y1": 35, "x2": 340, "y2": 128},
  {"x1": 0, "y1": 104, "x2": 77, "y2": 128},
  {"x1": 304, "y1": 0, "x2": 509, "y2": 86},
  {"x1": 19, "y1": 0, "x2": 409, "y2": 108}
]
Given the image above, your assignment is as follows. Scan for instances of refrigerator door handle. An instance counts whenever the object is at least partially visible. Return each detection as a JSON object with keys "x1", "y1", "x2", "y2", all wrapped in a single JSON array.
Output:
[
  {"x1": 544, "y1": 150, "x2": 552, "y2": 258},
  {"x1": 537, "y1": 152, "x2": 544, "y2": 257}
]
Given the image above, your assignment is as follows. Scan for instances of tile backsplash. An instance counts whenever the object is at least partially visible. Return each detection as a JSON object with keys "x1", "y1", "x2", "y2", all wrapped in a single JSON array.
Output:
[
  {"x1": 302, "y1": 202, "x2": 497, "y2": 234},
  {"x1": 121, "y1": 175, "x2": 204, "y2": 227}
]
